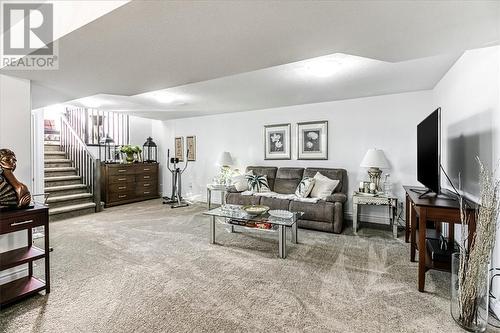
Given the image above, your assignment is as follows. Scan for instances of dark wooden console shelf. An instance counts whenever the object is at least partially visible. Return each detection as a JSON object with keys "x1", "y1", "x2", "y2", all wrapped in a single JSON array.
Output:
[
  {"x1": 0, "y1": 204, "x2": 50, "y2": 308},
  {"x1": 100, "y1": 162, "x2": 159, "y2": 207},
  {"x1": 403, "y1": 186, "x2": 476, "y2": 292}
]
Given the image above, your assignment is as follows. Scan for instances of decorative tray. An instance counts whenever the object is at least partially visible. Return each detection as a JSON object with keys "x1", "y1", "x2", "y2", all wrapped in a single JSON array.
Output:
[
  {"x1": 242, "y1": 205, "x2": 270, "y2": 215},
  {"x1": 268, "y1": 210, "x2": 294, "y2": 219}
]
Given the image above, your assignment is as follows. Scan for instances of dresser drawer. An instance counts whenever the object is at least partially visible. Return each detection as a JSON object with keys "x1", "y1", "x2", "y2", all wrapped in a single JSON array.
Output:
[
  {"x1": 138, "y1": 174, "x2": 157, "y2": 182},
  {"x1": 139, "y1": 164, "x2": 158, "y2": 173},
  {"x1": 136, "y1": 186, "x2": 158, "y2": 197},
  {"x1": 109, "y1": 192, "x2": 134, "y2": 202},
  {"x1": 109, "y1": 175, "x2": 135, "y2": 184},
  {"x1": 108, "y1": 183, "x2": 133, "y2": 193},
  {"x1": 107, "y1": 165, "x2": 136, "y2": 176}
]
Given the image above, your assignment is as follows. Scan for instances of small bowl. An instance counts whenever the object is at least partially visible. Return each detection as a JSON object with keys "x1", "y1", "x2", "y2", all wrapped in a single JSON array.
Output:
[{"x1": 242, "y1": 205, "x2": 270, "y2": 215}]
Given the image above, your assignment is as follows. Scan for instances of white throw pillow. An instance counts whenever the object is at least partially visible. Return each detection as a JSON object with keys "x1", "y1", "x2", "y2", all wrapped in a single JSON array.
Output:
[
  {"x1": 295, "y1": 177, "x2": 316, "y2": 198},
  {"x1": 310, "y1": 172, "x2": 340, "y2": 200},
  {"x1": 230, "y1": 171, "x2": 253, "y2": 192}
]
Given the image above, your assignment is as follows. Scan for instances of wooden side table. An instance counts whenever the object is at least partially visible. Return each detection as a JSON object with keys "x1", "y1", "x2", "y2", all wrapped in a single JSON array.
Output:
[
  {"x1": 0, "y1": 204, "x2": 50, "y2": 308},
  {"x1": 352, "y1": 193, "x2": 398, "y2": 238},
  {"x1": 206, "y1": 184, "x2": 228, "y2": 209}
]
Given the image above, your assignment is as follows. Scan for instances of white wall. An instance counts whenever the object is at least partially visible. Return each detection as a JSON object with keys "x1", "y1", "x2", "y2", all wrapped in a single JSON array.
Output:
[
  {"x1": 0, "y1": 74, "x2": 32, "y2": 283},
  {"x1": 154, "y1": 90, "x2": 434, "y2": 221},
  {"x1": 433, "y1": 45, "x2": 500, "y2": 297}
]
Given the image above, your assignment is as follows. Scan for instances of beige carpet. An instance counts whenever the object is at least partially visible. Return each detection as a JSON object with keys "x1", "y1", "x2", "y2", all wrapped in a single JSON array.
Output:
[{"x1": 0, "y1": 199, "x2": 480, "y2": 332}]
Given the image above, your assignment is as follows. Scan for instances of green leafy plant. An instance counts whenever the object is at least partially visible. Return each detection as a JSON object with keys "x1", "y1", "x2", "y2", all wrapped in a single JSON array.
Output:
[{"x1": 120, "y1": 145, "x2": 142, "y2": 154}]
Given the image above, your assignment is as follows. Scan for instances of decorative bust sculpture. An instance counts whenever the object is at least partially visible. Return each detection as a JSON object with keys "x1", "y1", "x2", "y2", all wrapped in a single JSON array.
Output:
[{"x1": 0, "y1": 149, "x2": 31, "y2": 208}]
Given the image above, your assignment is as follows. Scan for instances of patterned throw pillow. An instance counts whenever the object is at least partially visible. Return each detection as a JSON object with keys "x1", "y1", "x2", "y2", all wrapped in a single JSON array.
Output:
[
  {"x1": 295, "y1": 177, "x2": 316, "y2": 198},
  {"x1": 246, "y1": 174, "x2": 270, "y2": 193}
]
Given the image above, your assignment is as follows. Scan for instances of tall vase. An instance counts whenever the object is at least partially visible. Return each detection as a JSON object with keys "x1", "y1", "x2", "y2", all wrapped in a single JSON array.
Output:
[{"x1": 451, "y1": 252, "x2": 490, "y2": 332}]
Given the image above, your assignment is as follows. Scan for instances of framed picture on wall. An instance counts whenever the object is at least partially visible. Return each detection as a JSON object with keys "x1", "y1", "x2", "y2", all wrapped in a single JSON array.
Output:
[
  {"x1": 297, "y1": 121, "x2": 328, "y2": 160},
  {"x1": 175, "y1": 137, "x2": 184, "y2": 161},
  {"x1": 186, "y1": 136, "x2": 196, "y2": 161},
  {"x1": 264, "y1": 123, "x2": 291, "y2": 160}
]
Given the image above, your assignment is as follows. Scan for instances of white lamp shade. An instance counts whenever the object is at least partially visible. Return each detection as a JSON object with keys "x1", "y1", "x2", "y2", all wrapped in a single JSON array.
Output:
[
  {"x1": 218, "y1": 151, "x2": 234, "y2": 166},
  {"x1": 360, "y1": 149, "x2": 389, "y2": 168}
]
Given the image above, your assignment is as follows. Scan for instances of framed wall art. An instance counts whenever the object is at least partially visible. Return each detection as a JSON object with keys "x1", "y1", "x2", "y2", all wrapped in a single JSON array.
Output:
[
  {"x1": 174, "y1": 136, "x2": 184, "y2": 161},
  {"x1": 297, "y1": 121, "x2": 328, "y2": 160},
  {"x1": 264, "y1": 123, "x2": 291, "y2": 160},
  {"x1": 186, "y1": 135, "x2": 196, "y2": 161}
]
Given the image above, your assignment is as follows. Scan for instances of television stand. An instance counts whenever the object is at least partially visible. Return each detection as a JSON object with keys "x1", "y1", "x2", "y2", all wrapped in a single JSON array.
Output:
[{"x1": 410, "y1": 188, "x2": 456, "y2": 200}]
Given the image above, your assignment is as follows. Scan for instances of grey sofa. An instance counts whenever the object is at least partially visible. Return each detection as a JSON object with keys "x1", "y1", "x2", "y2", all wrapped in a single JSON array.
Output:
[{"x1": 226, "y1": 166, "x2": 348, "y2": 233}]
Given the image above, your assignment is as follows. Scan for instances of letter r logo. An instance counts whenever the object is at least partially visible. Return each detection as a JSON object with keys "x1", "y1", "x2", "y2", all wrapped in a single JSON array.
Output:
[{"x1": 3, "y1": 3, "x2": 53, "y2": 56}]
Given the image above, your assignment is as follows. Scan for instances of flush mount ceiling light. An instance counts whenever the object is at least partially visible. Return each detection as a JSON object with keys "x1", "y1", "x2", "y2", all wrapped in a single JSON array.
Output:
[
  {"x1": 293, "y1": 53, "x2": 371, "y2": 79},
  {"x1": 145, "y1": 91, "x2": 187, "y2": 105},
  {"x1": 78, "y1": 96, "x2": 109, "y2": 108}
]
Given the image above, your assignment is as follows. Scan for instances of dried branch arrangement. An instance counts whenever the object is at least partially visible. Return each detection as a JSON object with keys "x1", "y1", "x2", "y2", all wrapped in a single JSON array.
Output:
[{"x1": 457, "y1": 158, "x2": 500, "y2": 328}]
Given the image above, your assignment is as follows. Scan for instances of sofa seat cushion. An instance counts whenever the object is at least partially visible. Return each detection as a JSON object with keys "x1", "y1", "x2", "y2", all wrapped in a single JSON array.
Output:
[
  {"x1": 290, "y1": 200, "x2": 335, "y2": 223},
  {"x1": 260, "y1": 196, "x2": 290, "y2": 211},
  {"x1": 225, "y1": 193, "x2": 261, "y2": 206}
]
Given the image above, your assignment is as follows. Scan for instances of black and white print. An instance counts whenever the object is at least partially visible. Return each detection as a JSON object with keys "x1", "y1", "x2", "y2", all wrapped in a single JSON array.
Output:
[
  {"x1": 264, "y1": 124, "x2": 291, "y2": 160},
  {"x1": 298, "y1": 121, "x2": 328, "y2": 160}
]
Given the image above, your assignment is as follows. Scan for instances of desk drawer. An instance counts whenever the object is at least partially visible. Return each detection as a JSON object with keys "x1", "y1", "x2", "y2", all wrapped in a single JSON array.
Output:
[
  {"x1": 109, "y1": 175, "x2": 135, "y2": 184},
  {"x1": 109, "y1": 183, "x2": 133, "y2": 193},
  {"x1": 1, "y1": 215, "x2": 45, "y2": 234},
  {"x1": 136, "y1": 187, "x2": 158, "y2": 197}
]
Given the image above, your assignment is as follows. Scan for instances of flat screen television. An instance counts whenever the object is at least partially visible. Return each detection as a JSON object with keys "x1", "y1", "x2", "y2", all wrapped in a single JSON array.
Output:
[{"x1": 417, "y1": 107, "x2": 441, "y2": 196}]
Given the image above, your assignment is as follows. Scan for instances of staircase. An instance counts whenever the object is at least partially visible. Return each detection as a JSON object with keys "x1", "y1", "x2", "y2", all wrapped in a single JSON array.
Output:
[{"x1": 44, "y1": 142, "x2": 97, "y2": 221}]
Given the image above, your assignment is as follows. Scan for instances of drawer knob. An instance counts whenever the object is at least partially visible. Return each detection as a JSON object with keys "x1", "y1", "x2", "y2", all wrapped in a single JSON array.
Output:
[
  {"x1": 144, "y1": 183, "x2": 150, "y2": 187},
  {"x1": 144, "y1": 168, "x2": 150, "y2": 171},
  {"x1": 118, "y1": 169, "x2": 127, "y2": 173},
  {"x1": 144, "y1": 191, "x2": 150, "y2": 195},
  {"x1": 118, "y1": 178, "x2": 126, "y2": 181},
  {"x1": 11, "y1": 220, "x2": 33, "y2": 227},
  {"x1": 144, "y1": 176, "x2": 150, "y2": 179},
  {"x1": 119, "y1": 195, "x2": 127, "y2": 198},
  {"x1": 118, "y1": 186, "x2": 126, "y2": 190}
]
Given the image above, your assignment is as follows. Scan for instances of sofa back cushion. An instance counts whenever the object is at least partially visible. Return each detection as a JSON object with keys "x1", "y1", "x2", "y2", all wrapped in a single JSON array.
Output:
[
  {"x1": 274, "y1": 167, "x2": 305, "y2": 194},
  {"x1": 304, "y1": 168, "x2": 348, "y2": 194},
  {"x1": 245, "y1": 166, "x2": 278, "y2": 191}
]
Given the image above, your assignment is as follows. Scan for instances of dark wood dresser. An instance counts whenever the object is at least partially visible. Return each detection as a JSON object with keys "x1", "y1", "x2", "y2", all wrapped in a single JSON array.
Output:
[
  {"x1": 100, "y1": 162, "x2": 159, "y2": 207},
  {"x1": 0, "y1": 204, "x2": 50, "y2": 308}
]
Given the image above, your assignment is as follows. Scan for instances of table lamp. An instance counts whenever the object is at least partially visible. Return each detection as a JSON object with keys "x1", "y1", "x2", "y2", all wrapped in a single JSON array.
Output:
[
  {"x1": 216, "y1": 152, "x2": 234, "y2": 185},
  {"x1": 360, "y1": 148, "x2": 389, "y2": 191}
]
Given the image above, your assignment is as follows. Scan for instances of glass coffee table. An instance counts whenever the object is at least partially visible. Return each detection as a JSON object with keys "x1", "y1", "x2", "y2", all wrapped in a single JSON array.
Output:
[{"x1": 203, "y1": 205, "x2": 303, "y2": 259}]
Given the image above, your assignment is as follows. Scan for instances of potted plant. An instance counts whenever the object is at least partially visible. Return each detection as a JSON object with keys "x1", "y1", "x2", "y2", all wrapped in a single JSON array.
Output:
[
  {"x1": 120, "y1": 145, "x2": 142, "y2": 163},
  {"x1": 451, "y1": 158, "x2": 499, "y2": 332}
]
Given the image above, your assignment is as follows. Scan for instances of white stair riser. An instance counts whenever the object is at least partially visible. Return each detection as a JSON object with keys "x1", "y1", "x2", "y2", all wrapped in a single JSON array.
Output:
[
  {"x1": 44, "y1": 145, "x2": 61, "y2": 152},
  {"x1": 44, "y1": 170, "x2": 77, "y2": 177},
  {"x1": 45, "y1": 179, "x2": 82, "y2": 187},
  {"x1": 44, "y1": 161, "x2": 73, "y2": 168},
  {"x1": 48, "y1": 197, "x2": 93, "y2": 209},
  {"x1": 45, "y1": 188, "x2": 88, "y2": 196},
  {"x1": 44, "y1": 153, "x2": 66, "y2": 160},
  {"x1": 49, "y1": 207, "x2": 96, "y2": 221}
]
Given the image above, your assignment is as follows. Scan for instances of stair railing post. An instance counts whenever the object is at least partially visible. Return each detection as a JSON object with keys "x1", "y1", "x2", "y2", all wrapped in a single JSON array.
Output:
[{"x1": 94, "y1": 159, "x2": 101, "y2": 212}]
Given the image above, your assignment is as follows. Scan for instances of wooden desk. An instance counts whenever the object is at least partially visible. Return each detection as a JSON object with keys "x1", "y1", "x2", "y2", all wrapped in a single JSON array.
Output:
[
  {"x1": 403, "y1": 186, "x2": 476, "y2": 292},
  {"x1": 0, "y1": 204, "x2": 50, "y2": 307}
]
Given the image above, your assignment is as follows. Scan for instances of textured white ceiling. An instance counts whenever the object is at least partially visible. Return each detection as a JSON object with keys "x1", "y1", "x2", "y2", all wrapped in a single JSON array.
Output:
[{"x1": 3, "y1": 0, "x2": 498, "y2": 115}]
